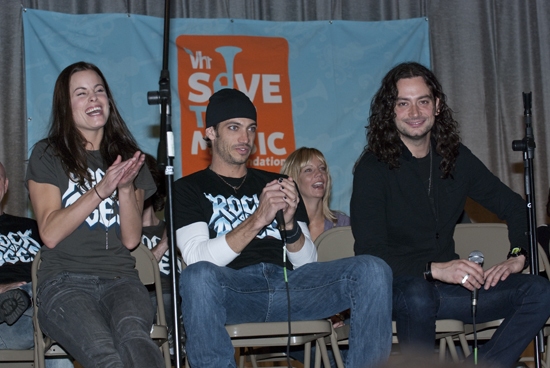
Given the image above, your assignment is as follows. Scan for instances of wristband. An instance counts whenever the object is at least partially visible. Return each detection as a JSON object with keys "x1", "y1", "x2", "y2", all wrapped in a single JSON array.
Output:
[
  {"x1": 94, "y1": 186, "x2": 106, "y2": 201},
  {"x1": 424, "y1": 262, "x2": 434, "y2": 281},
  {"x1": 285, "y1": 220, "x2": 302, "y2": 244},
  {"x1": 507, "y1": 247, "x2": 529, "y2": 271}
]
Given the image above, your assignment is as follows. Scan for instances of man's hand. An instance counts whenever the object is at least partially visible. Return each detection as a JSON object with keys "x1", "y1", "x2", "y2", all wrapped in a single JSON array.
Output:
[
  {"x1": 0, "y1": 281, "x2": 26, "y2": 294},
  {"x1": 483, "y1": 255, "x2": 525, "y2": 289},
  {"x1": 253, "y1": 178, "x2": 300, "y2": 230},
  {"x1": 226, "y1": 177, "x2": 302, "y2": 254},
  {"x1": 431, "y1": 259, "x2": 484, "y2": 291}
]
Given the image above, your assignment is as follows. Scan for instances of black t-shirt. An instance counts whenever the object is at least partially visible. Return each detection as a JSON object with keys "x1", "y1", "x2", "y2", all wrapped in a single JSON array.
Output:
[
  {"x1": 0, "y1": 213, "x2": 42, "y2": 283},
  {"x1": 142, "y1": 221, "x2": 182, "y2": 284},
  {"x1": 173, "y1": 168, "x2": 309, "y2": 270}
]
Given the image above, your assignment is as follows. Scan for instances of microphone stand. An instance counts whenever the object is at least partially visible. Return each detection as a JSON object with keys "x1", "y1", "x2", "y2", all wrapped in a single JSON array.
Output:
[
  {"x1": 512, "y1": 92, "x2": 542, "y2": 368},
  {"x1": 147, "y1": 1, "x2": 183, "y2": 367}
]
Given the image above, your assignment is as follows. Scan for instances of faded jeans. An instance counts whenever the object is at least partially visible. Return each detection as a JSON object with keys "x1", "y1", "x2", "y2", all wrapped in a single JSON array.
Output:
[
  {"x1": 180, "y1": 255, "x2": 393, "y2": 368},
  {"x1": 393, "y1": 274, "x2": 550, "y2": 368},
  {"x1": 36, "y1": 272, "x2": 165, "y2": 368}
]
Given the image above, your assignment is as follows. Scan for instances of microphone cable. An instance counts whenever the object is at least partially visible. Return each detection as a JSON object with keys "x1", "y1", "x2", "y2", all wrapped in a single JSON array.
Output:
[
  {"x1": 276, "y1": 209, "x2": 292, "y2": 368},
  {"x1": 468, "y1": 250, "x2": 484, "y2": 365},
  {"x1": 472, "y1": 308, "x2": 478, "y2": 365}
]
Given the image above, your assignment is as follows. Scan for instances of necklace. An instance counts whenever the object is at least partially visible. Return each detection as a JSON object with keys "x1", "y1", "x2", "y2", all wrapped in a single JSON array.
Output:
[
  {"x1": 427, "y1": 145, "x2": 433, "y2": 195},
  {"x1": 97, "y1": 198, "x2": 109, "y2": 250},
  {"x1": 210, "y1": 168, "x2": 247, "y2": 193}
]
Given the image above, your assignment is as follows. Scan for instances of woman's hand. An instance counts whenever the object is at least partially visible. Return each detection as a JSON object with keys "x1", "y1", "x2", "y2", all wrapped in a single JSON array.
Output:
[
  {"x1": 118, "y1": 151, "x2": 146, "y2": 190},
  {"x1": 95, "y1": 151, "x2": 145, "y2": 197}
]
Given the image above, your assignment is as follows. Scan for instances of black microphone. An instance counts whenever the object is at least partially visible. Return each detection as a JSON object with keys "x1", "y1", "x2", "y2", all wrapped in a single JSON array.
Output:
[
  {"x1": 468, "y1": 250, "x2": 484, "y2": 317},
  {"x1": 275, "y1": 210, "x2": 287, "y2": 243}
]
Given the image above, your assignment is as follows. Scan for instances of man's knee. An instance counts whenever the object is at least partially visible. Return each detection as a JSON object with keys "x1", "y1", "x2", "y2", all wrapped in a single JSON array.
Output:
[
  {"x1": 353, "y1": 254, "x2": 393, "y2": 284},
  {"x1": 522, "y1": 274, "x2": 550, "y2": 304},
  {"x1": 179, "y1": 261, "x2": 221, "y2": 297},
  {"x1": 393, "y1": 276, "x2": 437, "y2": 317}
]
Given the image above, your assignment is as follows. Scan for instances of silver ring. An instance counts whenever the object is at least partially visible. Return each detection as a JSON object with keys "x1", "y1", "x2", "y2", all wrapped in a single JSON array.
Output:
[{"x1": 461, "y1": 274, "x2": 469, "y2": 284}]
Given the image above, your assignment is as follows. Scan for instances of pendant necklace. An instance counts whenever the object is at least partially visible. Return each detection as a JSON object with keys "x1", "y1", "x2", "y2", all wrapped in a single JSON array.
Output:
[
  {"x1": 210, "y1": 167, "x2": 247, "y2": 194},
  {"x1": 97, "y1": 199, "x2": 109, "y2": 250},
  {"x1": 427, "y1": 145, "x2": 433, "y2": 195}
]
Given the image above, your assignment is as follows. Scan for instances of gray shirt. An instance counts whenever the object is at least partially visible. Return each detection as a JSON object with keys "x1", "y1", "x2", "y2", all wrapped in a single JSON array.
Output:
[{"x1": 26, "y1": 140, "x2": 156, "y2": 286}]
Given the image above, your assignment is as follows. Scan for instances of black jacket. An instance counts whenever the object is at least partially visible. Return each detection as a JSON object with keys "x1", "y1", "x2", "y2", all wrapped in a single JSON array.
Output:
[{"x1": 351, "y1": 142, "x2": 527, "y2": 277}]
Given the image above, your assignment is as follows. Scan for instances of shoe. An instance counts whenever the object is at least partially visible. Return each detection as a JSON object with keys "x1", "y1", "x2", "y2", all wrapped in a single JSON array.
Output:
[{"x1": 0, "y1": 288, "x2": 31, "y2": 325}]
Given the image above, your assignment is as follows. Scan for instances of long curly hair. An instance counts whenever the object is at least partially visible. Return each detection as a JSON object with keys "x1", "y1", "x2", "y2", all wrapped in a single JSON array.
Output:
[
  {"x1": 45, "y1": 61, "x2": 141, "y2": 186},
  {"x1": 365, "y1": 62, "x2": 460, "y2": 178},
  {"x1": 281, "y1": 147, "x2": 336, "y2": 222}
]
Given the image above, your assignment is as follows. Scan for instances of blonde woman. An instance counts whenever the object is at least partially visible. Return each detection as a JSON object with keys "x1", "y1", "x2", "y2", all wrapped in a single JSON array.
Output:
[
  {"x1": 281, "y1": 147, "x2": 351, "y2": 366},
  {"x1": 281, "y1": 147, "x2": 349, "y2": 242}
]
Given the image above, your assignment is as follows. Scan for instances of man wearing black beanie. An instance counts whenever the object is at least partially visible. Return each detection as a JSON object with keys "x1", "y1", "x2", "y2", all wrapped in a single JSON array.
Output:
[{"x1": 173, "y1": 88, "x2": 392, "y2": 368}]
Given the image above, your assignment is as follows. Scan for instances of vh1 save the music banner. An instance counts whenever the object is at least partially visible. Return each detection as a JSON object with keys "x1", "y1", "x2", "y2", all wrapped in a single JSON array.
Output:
[
  {"x1": 23, "y1": 11, "x2": 430, "y2": 214},
  {"x1": 176, "y1": 35, "x2": 295, "y2": 175}
]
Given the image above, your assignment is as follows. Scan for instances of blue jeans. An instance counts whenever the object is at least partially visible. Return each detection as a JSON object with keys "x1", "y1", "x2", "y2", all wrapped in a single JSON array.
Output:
[
  {"x1": 393, "y1": 274, "x2": 550, "y2": 367},
  {"x1": 180, "y1": 255, "x2": 392, "y2": 368},
  {"x1": 37, "y1": 272, "x2": 165, "y2": 368},
  {"x1": 0, "y1": 283, "x2": 73, "y2": 368}
]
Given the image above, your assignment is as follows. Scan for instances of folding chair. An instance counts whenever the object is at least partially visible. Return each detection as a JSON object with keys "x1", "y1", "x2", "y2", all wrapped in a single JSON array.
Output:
[
  {"x1": 31, "y1": 244, "x2": 171, "y2": 368},
  {"x1": 180, "y1": 262, "x2": 334, "y2": 368},
  {"x1": 453, "y1": 223, "x2": 548, "y2": 364},
  {"x1": 315, "y1": 226, "x2": 468, "y2": 365}
]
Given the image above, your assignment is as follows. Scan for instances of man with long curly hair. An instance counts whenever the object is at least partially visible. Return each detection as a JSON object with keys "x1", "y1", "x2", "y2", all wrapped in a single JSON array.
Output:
[{"x1": 351, "y1": 62, "x2": 550, "y2": 367}]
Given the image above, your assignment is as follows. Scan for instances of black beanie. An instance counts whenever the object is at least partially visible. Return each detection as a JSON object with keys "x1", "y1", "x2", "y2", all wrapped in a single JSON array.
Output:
[{"x1": 205, "y1": 88, "x2": 257, "y2": 128}]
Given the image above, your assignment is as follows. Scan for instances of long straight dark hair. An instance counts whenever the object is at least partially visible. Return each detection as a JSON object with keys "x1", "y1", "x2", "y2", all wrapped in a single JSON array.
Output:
[{"x1": 46, "y1": 61, "x2": 140, "y2": 186}]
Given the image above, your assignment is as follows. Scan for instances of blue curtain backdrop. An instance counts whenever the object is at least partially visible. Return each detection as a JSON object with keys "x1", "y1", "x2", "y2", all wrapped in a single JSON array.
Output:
[{"x1": 23, "y1": 10, "x2": 429, "y2": 215}]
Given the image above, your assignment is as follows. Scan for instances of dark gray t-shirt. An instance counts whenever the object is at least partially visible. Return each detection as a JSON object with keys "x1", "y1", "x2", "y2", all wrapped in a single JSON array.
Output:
[{"x1": 26, "y1": 140, "x2": 156, "y2": 286}]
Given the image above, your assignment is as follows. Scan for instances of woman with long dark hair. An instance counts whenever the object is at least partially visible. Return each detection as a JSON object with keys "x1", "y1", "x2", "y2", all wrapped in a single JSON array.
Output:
[{"x1": 26, "y1": 61, "x2": 163, "y2": 368}]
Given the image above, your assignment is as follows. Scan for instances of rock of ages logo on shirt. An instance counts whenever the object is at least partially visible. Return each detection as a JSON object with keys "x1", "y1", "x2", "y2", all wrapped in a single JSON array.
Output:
[
  {"x1": 63, "y1": 168, "x2": 119, "y2": 229},
  {"x1": 0, "y1": 230, "x2": 41, "y2": 266},
  {"x1": 141, "y1": 234, "x2": 182, "y2": 276},
  {"x1": 205, "y1": 193, "x2": 280, "y2": 239}
]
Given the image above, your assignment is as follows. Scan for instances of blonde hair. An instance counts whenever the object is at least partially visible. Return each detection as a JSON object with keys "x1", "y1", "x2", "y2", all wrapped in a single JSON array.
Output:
[{"x1": 281, "y1": 147, "x2": 336, "y2": 222}]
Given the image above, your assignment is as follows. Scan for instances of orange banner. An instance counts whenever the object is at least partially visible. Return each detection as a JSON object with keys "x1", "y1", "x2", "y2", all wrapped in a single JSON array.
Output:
[{"x1": 176, "y1": 35, "x2": 295, "y2": 175}]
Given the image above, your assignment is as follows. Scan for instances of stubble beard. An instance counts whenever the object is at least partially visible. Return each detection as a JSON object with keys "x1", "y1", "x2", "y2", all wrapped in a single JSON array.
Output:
[{"x1": 213, "y1": 139, "x2": 250, "y2": 167}]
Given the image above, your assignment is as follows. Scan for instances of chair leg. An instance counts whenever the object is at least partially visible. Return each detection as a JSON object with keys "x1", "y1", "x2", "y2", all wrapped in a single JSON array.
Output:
[
  {"x1": 445, "y1": 336, "x2": 459, "y2": 362},
  {"x1": 439, "y1": 337, "x2": 446, "y2": 362},
  {"x1": 458, "y1": 333, "x2": 470, "y2": 358},
  {"x1": 316, "y1": 337, "x2": 331, "y2": 368},
  {"x1": 249, "y1": 352, "x2": 259, "y2": 368},
  {"x1": 161, "y1": 341, "x2": 171, "y2": 368},
  {"x1": 304, "y1": 341, "x2": 312, "y2": 368},
  {"x1": 329, "y1": 329, "x2": 345, "y2": 368},
  {"x1": 545, "y1": 335, "x2": 550, "y2": 368},
  {"x1": 314, "y1": 341, "x2": 322, "y2": 368}
]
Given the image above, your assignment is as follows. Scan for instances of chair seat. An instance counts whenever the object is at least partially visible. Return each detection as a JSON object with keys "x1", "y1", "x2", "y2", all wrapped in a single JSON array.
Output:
[
  {"x1": 0, "y1": 348, "x2": 34, "y2": 366},
  {"x1": 226, "y1": 320, "x2": 332, "y2": 347}
]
